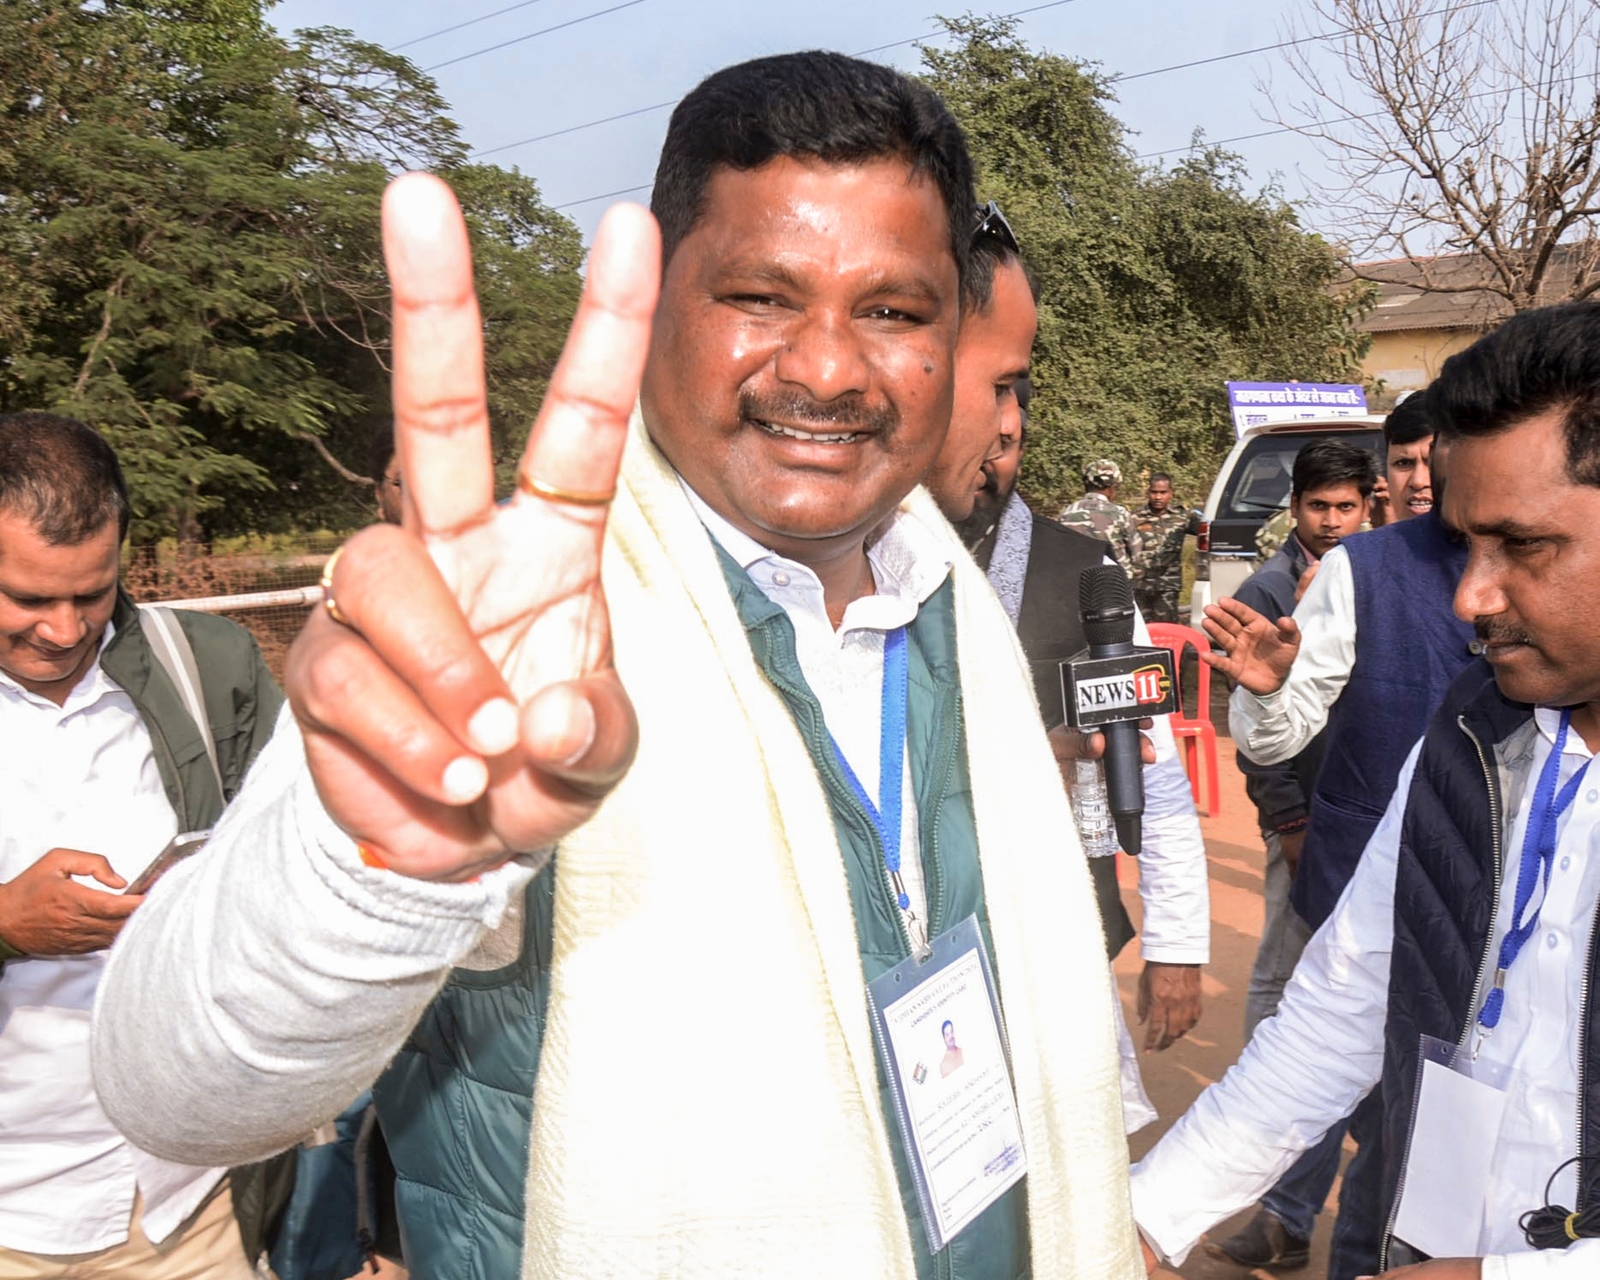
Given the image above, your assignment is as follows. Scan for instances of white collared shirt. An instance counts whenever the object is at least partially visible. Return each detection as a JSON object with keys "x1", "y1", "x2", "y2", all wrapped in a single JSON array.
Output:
[
  {"x1": 683, "y1": 484, "x2": 952, "y2": 936},
  {"x1": 1130, "y1": 707, "x2": 1600, "y2": 1279},
  {"x1": 1228, "y1": 543, "x2": 1357, "y2": 765},
  {"x1": 0, "y1": 624, "x2": 223, "y2": 1253}
]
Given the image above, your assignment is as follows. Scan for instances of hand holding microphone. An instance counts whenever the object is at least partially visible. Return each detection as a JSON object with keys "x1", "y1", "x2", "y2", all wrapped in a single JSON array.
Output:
[{"x1": 1061, "y1": 565, "x2": 1178, "y2": 856}]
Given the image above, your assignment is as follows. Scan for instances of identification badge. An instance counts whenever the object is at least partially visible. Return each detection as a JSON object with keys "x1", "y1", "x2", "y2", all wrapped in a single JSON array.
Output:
[
  {"x1": 866, "y1": 915, "x2": 1028, "y2": 1252},
  {"x1": 1391, "y1": 1034, "x2": 1513, "y2": 1259}
]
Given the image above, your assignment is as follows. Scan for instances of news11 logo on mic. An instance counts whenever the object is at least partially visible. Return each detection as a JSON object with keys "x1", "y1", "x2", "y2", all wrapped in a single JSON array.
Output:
[{"x1": 1059, "y1": 565, "x2": 1179, "y2": 855}]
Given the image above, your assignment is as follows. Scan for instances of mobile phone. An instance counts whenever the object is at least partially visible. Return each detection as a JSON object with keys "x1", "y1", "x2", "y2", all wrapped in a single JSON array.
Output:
[{"x1": 123, "y1": 830, "x2": 211, "y2": 896}]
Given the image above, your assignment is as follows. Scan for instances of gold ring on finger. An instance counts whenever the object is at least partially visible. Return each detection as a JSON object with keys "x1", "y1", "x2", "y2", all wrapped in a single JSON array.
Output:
[
  {"x1": 319, "y1": 545, "x2": 354, "y2": 629},
  {"x1": 517, "y1": 472, "x2": 616, "y2": 508}
]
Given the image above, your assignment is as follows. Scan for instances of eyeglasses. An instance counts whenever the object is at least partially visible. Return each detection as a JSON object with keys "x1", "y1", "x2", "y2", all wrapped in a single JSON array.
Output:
[{"x1": 973, "y1": 200, "x2": 1020, "y2": 253}]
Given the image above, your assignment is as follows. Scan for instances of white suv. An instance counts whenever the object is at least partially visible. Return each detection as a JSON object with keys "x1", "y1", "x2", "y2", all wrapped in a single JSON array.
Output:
[{"x1": 1189, "y1": 415, "x2": 1386, "y2": 628}]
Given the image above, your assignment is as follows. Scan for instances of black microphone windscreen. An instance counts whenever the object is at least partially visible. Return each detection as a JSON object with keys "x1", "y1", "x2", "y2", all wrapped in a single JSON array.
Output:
[{"x1": 1079, "y1": 564, "x2": 1136, "y2": 648}]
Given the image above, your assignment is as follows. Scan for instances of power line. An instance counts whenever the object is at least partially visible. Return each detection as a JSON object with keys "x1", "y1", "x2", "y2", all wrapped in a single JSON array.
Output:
[
  {"x1": 421, "y1": 0, "x2": 654, "y2": 72},
  {"x1": 1131, "y1": 0, "x2": 1500, "y2": 158},
  {"x1": 539, "y1": 0, "x2": 1502, "y2": 212},
  {"x1": 392, "y1": 0, "x2": 555, "y2": 52},
  {"x1": 555, "y1": 182, "x2": 653, "y2": 210},
  {"x1": 476, "y1": 0, "x2": 1081, "y2": 164},
  {"x1": 854, "y1": 0, "x2": 1081, "y2": 58},
  {"x1": 475, "y1": 99, "x2": 678, "y2": 159},
  {"x1": 1116, "y1": 0, "x2": 1495, "y2": 84}
]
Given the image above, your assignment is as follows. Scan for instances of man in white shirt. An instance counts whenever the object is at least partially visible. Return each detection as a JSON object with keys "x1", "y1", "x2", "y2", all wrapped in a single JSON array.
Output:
[
  {"x1": 1133, "y1": 300, "x2": 1600, "y2": 1279},
  {"x1": 1203, "y1": 399, "x2": 1478, "y2": 1277},
  {"x1": 921, "y1": 234, "x2": 1208, "y2": 1093},
  {"x1": 90, "y1": 55, "x2": 1143, "y2": 1280},
  {"x1": 0, "y1": 412, "x2": 288, "y2": 1277}
]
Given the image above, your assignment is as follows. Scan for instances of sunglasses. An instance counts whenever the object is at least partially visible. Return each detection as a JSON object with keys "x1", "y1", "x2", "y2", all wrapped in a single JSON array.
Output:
[{"x1": 973, "y1": 200, "x2": 1020, "y2": 253}]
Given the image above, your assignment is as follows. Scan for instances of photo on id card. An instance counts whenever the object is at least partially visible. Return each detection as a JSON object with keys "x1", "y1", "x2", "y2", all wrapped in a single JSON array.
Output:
[{"x1": 867, "y1": 915, "x2": 1027, "y2": 1253}]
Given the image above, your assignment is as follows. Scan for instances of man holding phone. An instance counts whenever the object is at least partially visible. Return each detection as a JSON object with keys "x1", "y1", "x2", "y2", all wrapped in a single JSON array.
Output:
[{"x1": 0, "y1": 412, "x2": 287, "y2": 1277}]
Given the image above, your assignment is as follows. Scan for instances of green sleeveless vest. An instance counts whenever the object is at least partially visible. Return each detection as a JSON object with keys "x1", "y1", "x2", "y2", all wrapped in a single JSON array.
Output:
[{"x1": 373, "y1": 559, "x2": 1029, "y2": 1280}]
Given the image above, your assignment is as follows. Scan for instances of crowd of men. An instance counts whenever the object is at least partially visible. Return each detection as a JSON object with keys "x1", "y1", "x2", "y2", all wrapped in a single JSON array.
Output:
[{"x1": 1, "y1": 45, "x2": 1597, "y2": 1280}]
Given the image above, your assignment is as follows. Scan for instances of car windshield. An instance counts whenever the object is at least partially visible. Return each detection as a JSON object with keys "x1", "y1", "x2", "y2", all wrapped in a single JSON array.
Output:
[{"x1": 1218, "y1": 429, "x2": 1385, "y2": 520}]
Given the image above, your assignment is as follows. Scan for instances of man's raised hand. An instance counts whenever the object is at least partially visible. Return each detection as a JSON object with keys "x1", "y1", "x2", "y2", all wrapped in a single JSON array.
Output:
[
  {"x1": 287, "y1": 174, "x2": 659, "y2": 882},
  {"x1": 1199, "y1": 597, "x2": 1300, "y2": 696}
]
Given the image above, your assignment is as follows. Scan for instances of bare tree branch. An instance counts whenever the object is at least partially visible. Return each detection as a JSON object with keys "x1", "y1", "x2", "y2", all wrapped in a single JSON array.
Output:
[
  {"x1": 1263, "y1": 0, "x2": 1600, "y2": 312},
  {"x1": 296, "y1": 431, "x2": 373, "y2": 486}
]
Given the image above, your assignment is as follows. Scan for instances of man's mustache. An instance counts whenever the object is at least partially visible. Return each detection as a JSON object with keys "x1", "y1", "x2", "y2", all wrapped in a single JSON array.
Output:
[
  {"x1": 739, "y1": 388, "x2": 898, "y2": 434},
  {"x1": 1474, "y1": 617, "x2": 1535, "y2": 647}
]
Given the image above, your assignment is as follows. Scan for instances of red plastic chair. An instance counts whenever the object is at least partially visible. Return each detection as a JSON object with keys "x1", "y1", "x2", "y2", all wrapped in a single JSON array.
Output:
[{"x1": 1145, "y1": 622, "x2": 1221, "y2": 817}]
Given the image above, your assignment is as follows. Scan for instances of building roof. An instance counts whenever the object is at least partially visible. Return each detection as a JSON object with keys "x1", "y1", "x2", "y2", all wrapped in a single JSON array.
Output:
[{"x1": 1353, "y1": 254, "x2": 1512, "y2": 334}]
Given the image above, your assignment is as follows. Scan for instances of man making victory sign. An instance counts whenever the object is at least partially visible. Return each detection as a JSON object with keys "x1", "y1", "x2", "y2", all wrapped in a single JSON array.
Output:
[{"x1": 93, "y1": 54, "x2": 1140, "y2": 1280}]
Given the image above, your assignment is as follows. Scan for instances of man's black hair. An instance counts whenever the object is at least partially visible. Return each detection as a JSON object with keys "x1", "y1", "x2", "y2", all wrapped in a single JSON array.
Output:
[
  {"x1": 1292, "y1": 438, "x2": 1376, "y2": 501},
  {"x1": 368, "y1": 421, "x2": 396, "y2": 488},
  {"x1": 1149, "y1": 472, "x2": 1173, "y2": 486},
  {"x1": 1384, "y1": 393, "x2": 1433, "y2": 450},
  {"x1": 651, "y1": 52, "x2": 978, "y2": 303},
  {"x1": 0, "y1": 411, "x2": 130, "y2": 544},
  {"x1": 1430, "y1": 301, "x2": 1600, "y2": 485},
  {"x1": 967, "y1": 236, "x2": 1040, "y2": 315}
]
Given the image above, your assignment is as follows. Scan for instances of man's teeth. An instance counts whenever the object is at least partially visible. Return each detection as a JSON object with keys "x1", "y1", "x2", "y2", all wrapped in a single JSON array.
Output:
[{"x1": 756, "y1": 419, "x2": 860, "y2": 444}]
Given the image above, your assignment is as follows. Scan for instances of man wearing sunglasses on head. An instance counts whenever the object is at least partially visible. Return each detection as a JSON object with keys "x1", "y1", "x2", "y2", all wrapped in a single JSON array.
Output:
[{"x1": 924, "y1": 203, "x2": 1208, "y2": 1082}]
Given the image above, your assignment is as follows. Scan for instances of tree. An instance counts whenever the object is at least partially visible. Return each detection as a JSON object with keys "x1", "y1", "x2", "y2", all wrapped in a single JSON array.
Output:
[
  {"x1": 0, "y1": 1, "x2": 582, "y2": 542},
  {"x1": 1267, "y1": 0, "x2": 1600, "y2": 312},
  {"x1": 921, "y1": 18, "x2": 1371, "y2": 510}
]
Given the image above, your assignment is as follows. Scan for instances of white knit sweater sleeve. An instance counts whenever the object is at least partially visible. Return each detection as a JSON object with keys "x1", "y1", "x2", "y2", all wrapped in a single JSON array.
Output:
[{"x1": 91, "y1": 704, "x2": 536, "y2": 1168}]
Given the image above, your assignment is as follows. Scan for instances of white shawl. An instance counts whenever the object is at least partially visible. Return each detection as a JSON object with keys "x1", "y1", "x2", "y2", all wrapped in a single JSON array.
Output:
[{"x1": 521, "y1": 418, "x2": 1142, "y2": 1280}]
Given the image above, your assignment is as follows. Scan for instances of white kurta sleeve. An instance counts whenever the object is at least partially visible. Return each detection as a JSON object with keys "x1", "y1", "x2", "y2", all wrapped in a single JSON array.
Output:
[
  {"x1": 92, "y1": 706, "x2": 535, "y2": 1167},
  {"x1": 1130, "y1": 607, "x2": 1209, "y2": 964},
  {"x1": 1229, "y1": 545, "x2": 1357, "y2": 766},
  {"x1": 1129, "y1": 742, "x2": 1420, "y2": 1265}
]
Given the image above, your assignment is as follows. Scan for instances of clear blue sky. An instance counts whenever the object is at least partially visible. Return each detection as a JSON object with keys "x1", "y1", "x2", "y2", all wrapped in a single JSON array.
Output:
[{"x1": 266, "y1": 0, "x2": 1344, "y2": 244}]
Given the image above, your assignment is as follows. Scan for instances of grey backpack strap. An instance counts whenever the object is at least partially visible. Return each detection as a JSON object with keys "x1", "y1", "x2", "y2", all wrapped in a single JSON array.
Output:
[{"x1": 138, "y1": 605, "x2": 225, "y2": 801}]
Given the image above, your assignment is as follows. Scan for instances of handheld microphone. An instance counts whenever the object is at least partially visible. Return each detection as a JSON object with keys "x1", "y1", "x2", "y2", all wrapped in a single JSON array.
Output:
[{"x1": 1062, "y1": 565, "x2": 1175, "y2": 856}]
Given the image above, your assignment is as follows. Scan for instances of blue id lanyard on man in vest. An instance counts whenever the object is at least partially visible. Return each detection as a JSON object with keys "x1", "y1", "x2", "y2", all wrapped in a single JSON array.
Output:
[
  {"x1": 829, "y1": 625, "x2": 929, "y2": 952},
  {"x1": 1478, "y1": 707, "x2": 1594, "y2": 1035},
  {"x1": 1395, "y1": 710, "x2": 1593, "y2": 1260}
]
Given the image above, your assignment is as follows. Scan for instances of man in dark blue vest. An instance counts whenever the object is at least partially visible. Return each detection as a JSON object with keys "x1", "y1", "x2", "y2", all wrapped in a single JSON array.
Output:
[
  {"x1": 1131, "y1": 298, "x2": 1600, "y2": 1280},
  {"x1": 1197, "y1": 401, "x2": 1476, "y2": 1278}
]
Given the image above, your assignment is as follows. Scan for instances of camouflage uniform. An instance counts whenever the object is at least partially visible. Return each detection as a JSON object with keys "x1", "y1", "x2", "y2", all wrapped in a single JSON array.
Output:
[
  {"x1": 1131, "y1": 503, "x2": 1202, "y2": 624},
  {"x1": 1255, "y1": 507, "x2": 1294, "y2": 562},
  {"x1": 1057, "y1": 460, "x2": 1141, "y2": 572}
]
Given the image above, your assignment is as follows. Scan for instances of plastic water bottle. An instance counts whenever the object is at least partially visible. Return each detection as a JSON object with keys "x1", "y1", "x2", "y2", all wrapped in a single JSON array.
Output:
[{"x1": 1072, "y1": 759, "x2": 1119, "y2": 858}]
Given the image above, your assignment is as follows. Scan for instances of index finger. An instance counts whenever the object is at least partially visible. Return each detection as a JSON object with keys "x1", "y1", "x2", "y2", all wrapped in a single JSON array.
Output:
[
  {"x1": 383, "y1": 173, "x2": 494, "y2": 537},
  {"x1": 516, "y1": 202, "x2": 661, "y2": 514},
  {"x1": 1214, "y1": 597, "x2": 1267, "y2": 627}
]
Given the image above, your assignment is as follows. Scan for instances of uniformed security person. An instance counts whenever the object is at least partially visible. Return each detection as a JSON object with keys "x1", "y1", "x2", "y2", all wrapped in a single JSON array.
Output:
[
  {"x1": 1130, "y1": 473, "x2": 1201, "y2": 623},
  {"x1": 1058, "y1": 458, "x2": 1140, "y2": 572}
]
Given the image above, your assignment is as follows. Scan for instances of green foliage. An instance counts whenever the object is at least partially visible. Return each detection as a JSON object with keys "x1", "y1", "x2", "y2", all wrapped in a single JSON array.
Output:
[
  {"x1": 922, "y1": 18, "x2": 1374, "y2": 510},
  {"x1": 0, "y1": 1, "x2": 582, "y2": 542}
]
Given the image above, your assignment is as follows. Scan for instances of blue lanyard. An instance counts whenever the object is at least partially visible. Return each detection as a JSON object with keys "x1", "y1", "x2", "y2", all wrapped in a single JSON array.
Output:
[
  {"x1": 1479, "y1": 709, "x2": 1592, "y2": 1030},
  {"x1": 830, "y1": 626, "x2": 911, "y2": 911}
]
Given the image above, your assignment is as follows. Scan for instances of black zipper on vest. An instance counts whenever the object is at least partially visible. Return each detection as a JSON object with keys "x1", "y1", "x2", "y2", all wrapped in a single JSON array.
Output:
[
  {"x1": 923, "y1": 682, "x2": 961, "y2": 940},
  {"x1": 1579, "y1": 929, "x2": 1594, "y2": 1210},
  {"x1": 1380, "y1": 714, "x2": 1505, "y2": 1272}
]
